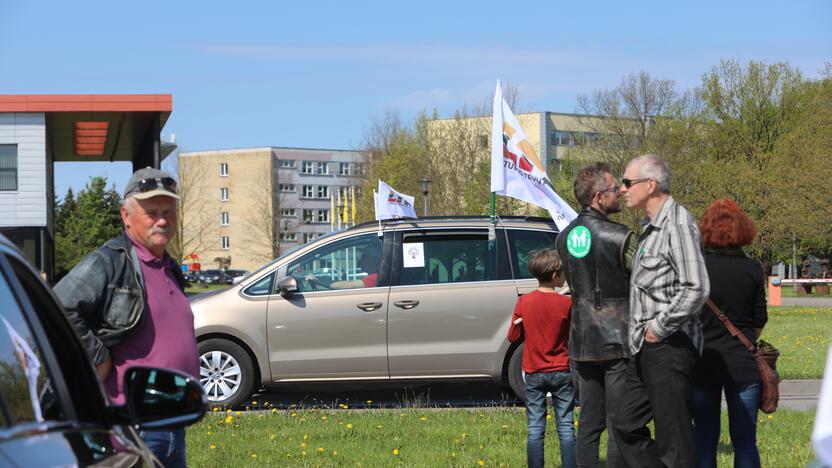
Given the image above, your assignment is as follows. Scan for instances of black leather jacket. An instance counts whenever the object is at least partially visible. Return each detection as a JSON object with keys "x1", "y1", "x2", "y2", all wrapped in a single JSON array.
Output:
[
  {"x1": 556, "y1": 207, "x2": 633, "y2": 361},
  {"x1": 53, "y1": 232, "x2": 187, "y2": 365}
]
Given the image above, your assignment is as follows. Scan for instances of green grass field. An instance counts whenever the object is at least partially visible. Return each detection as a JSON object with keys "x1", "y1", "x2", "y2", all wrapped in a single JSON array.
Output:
[
  {"x1": 762, "y1": 306, "x2": 831, "y2": 379},
  {"x1": 186, "y1": 408, "x2": 817, "y2": 467}
]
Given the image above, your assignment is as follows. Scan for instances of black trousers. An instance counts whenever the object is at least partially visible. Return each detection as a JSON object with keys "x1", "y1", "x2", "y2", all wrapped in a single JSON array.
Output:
[
  {"x1": 612, "y1": 331, "x2": 698, "y2": 468},
  {"x1": 574, "y1": 358, "x2": 628, "y2": 468}
]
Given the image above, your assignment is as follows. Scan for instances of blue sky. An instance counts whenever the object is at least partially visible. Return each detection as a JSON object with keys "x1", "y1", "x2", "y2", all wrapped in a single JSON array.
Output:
[{"x1": 2, "y1": 0, "x2": 830, "y2": 198}]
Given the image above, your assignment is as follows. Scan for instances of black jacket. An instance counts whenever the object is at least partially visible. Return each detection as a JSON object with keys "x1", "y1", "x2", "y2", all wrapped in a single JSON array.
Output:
[
  {"x1": 53, "y1": 232, "x2": 187, "y2": 365},
  {"x1": 695, "y1": 249, "x2": 768, "y2": 386}
]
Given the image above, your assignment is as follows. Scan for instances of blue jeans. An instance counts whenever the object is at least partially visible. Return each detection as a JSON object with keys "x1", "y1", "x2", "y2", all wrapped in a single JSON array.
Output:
[
  {"x1": 141, "y1": 428, "x2": 187, "y2": 468},
  {"x1": 525, "y1": 371, "x2": 577, "y2": 468},
  {"x1": 693, "y1": 382, "x2": 761, "y2": 468}
]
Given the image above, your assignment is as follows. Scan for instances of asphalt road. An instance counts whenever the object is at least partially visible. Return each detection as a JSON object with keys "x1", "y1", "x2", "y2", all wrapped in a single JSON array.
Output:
[{"x1": 234, "y1": 379, "x2": 820, "y2": 411}]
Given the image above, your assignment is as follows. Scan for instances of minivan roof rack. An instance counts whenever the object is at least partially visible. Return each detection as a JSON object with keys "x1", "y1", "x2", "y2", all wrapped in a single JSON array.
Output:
[{"x1": 349, "y1": 215, "x2": 555, "y2": 230}]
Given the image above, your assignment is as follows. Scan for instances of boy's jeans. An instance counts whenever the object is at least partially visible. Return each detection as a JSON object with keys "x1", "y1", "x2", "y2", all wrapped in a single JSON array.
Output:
[{"x1": 525, "y1": 370, "x2": 577, "y2": 468}]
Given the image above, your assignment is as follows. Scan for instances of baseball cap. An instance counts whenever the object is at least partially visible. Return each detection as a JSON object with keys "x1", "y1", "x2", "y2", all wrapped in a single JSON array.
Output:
[{"x1": 123, "y1": 167, "x2": 180, "y2": 200}]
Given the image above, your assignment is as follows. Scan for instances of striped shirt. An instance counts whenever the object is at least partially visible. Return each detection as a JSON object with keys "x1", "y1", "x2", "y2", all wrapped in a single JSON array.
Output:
[{"x1": 628, "y1": 196, "x2": 710, "y2": 354}]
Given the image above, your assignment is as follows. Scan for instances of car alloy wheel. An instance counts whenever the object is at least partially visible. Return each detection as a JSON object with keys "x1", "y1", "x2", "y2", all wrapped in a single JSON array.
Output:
[{"x1": 200, "y1": 350, "x2": 242, "y2": 402}]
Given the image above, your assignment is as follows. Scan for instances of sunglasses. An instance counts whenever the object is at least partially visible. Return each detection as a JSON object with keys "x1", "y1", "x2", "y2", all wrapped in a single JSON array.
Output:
[
  {"x1": 621, "y1": 178, "x2": 651, "y2": 189},
  {"x1": 138, "y1": 177, "x2": 177, "y2": 194}
]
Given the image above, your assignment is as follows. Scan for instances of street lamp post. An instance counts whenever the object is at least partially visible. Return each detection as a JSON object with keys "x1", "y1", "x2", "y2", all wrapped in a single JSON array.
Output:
[{"x1": 419, "y1": 177, "x2": 432, "y2": 217}]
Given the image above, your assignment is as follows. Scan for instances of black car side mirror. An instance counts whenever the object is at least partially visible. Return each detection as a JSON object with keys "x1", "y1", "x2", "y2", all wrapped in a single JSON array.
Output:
[
  {"x1": 277, "y1": 276, "x2": 299, "y2": 297},
  {"x1": 118, "y1": 367, "x2": 207, "y2": 430}
]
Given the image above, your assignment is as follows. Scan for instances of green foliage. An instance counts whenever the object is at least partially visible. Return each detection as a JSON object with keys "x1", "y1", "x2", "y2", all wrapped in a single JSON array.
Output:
[{"x1": 54, "y1": 177, "x2": 122, "y2": 279}]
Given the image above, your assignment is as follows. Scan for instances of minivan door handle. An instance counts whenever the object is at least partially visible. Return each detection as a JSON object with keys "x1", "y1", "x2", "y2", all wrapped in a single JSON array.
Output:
[
  {"x1": 356, "y1": 302, "x2": 383, "y2": 312},
  {"x1": 393, "y1": 300, "x2": 420, "y2": 310}
]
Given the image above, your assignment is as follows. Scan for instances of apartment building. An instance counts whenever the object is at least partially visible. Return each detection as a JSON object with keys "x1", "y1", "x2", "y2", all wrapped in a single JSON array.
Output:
[{"x1": 180, "y1": 147, "x2": 366, "y2": 272}]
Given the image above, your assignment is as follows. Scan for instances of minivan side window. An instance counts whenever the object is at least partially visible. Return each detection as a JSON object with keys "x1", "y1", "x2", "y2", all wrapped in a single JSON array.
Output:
[
  {"x1": 0, "y1": 267, "x2": 63, "y2": 424},
  {"x1": 507, "y1": 229, "x2": 559, "y2": 279},
  {"x1": 287, "y1": 234, "x2": 382, "y2": 292},
  {"x1": 243, "y1": 272, "x2": 275, "y2": 296},
  {"x1": 397, "y1": 232, "x2": 509, "y2": 286}
]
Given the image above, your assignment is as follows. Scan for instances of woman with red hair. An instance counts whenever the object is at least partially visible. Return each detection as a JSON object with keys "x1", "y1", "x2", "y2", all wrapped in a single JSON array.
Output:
[{"x1": 693, "y1": 199, "x2": 767, "y2": 468}]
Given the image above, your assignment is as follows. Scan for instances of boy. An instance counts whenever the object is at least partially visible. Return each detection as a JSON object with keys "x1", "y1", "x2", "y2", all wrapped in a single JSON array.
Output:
[{"x1": 508, "y1": 248, "x2": 576, "y2": 468}]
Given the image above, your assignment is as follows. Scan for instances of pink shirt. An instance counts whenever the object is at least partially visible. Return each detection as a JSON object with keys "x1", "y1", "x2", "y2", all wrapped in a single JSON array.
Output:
[{"x1": 104, "y1": 233, "x2": 200, "y2": 404}]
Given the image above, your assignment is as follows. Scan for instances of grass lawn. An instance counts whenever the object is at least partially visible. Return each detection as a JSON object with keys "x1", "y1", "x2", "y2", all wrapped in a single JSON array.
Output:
[
  {"x1": 762, "y1": 306, "x2": 831, "y2": 379},
  {"x1": 186, "y1": 407, "x2": 817, "y2": 466}
]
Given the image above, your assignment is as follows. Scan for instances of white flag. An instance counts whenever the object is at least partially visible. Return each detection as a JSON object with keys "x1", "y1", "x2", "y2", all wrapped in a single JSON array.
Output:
[
  {"x1": 813, "y1": 344, "x2": 832, "y2": 464},
  {"x1": 491, "y1": 80, "x2": 576, "y2": 230},
  {"x1": 375, "y1": 180, "x2": 417, "y2": 220}
]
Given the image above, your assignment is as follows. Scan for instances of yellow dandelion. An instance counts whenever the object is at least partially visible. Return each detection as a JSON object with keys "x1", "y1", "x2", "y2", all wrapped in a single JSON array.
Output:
[
  {"x1": 451, "y1": 452, "x2": 456, "y2": 458},
  {"x1": 224, "y1": 416, "x2": 233, "y2": 424},
  {"x1": 461, "y1": 433, "x2": 468, "y2": 438},
  {"x1": 366, "y1": 400, "x2": 373, "y2": 404},
  {"x1": 271, "y1": 408, "x2": 277, "y2": 413},
  {"x1": 478, "y1": 460, "x2": 485, "y2": 466},
  {"x1": 291, "y1": 403, "x2": 297, "y2": 408},
  {"x1": 291, "y1": 412, "x2": 298, "y2": 417},
  {"x1": 252, "y1": 401, "x2": 257, "y2": 405},
  {"x1": 400, "y1": 413, "x2": 407, "y2": 417},
  {"x1": 501, "y1": 425, "x2": 508, "y2": 429},
  {"x1": 226, "y1": 409, "x2": 232, "y2": 413},
  {"x1": 270, "y1": 434, "x2": 276, "y2": 440},
  {"x1": 236, "y1": 411, "x2": 242, "y2": 415},
  {"x1": 303, "y1": 434, "x2": 308, "y2": 440},
  {"x1": 317, "y1": 447, "x2": 325, "y2": 453},
  {"x1": 209, "y1": 444, "x2": 217, "y2": 450},
  {"x1": 251, "y1": 453, "x2": 257, "y2": 459},
  {"x1": 302, "y1": 451, "x2": 307, "y2": 456},
  {"x1": 546, "y1": 414, "x2": 552, "y2": 420},
  {"x1": 212, "y1": 407, "x2": 219, "y2": 412},
  {"x1": 376, "y1": 425, "x2": 383, "y2": 429},
  {"x1": 420, "y1": 416, "x2": 427, "y2": 421},
  {"x1": 393, "y1": 448, "x2": 400, "y2": 456},
  {"x1": 301, "y1": 442, "x2": 307, "y2": 449},
  {"x1": 346, "y1": 423, "x2": 354, "y2": 429},
  {"x1": 332, "y1": 450, "x2": 338, "y2": 456},
  {"x1": 767, "y1": 414, "x2": 773, "y2": 420},
  {"x1": 207, "y1": 431, "x2": 212, "y2": 436},
  {"x1": 321, "y1": 415, "x2": 328, "y2": 421}
]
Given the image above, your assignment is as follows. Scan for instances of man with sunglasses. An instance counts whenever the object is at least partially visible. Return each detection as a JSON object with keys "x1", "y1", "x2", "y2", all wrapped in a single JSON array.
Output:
[
  {"x1": 613, "y1": 154, "x2": 709, "y2": 467},
  {"x1": 555, "y1": 162, "x2": 639, "y2": 468},
  {"x1": 55, "y1": 167, "x2": 198, "y2": 467}
]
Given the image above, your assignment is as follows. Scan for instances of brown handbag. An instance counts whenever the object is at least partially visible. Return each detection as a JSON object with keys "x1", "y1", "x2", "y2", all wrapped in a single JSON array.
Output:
[{"x1": 705, "y1": 299, "x2": 780, "y2": 414}]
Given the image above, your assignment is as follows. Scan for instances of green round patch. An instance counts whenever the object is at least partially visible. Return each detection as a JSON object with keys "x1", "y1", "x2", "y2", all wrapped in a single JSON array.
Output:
[{"x1": 566, "y1": 226, "x2": 592, "y2": 258}]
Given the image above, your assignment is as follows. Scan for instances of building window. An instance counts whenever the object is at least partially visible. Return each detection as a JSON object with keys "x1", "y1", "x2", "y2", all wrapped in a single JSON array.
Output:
[
  {"x1": 302, "y1": 161, "x2": 314, "y2": 174},
  {"x1": 316, "y1": 162, "x2": 329, "y2": 175},
  {"x1": 355, "y1": 163, "x2": 367, "y2": 176},
  {"x1": 303, "y1": 209, "x2": 314, "y2": 223},
  {"x1": 279, "y1": 232, "x2": 297, "y2": 242},
  {"x1": 303, "y1": 232, "x2": 317, "y2": 243},
  {"x1": 339, "y1": 163, "x2": 350, "y2": 176},
  {"x1": 220, "y1": 212, "x2": 229, "y2": 225},
  {"x1": 279, "y1": 184, "x2": 295, "y2": 192},
  {"x1": 317, "y1": 186, "x2": 329, "y2": 199},
  {"x1": 302, "y1": 185, "x2": 314, "y2": 198},
  {"x1": 552, "y1": 130, "x2": 599, "y2": 147},
  {"x1": 281, "y1": 208, "x2": 296, "y2": 217},
  {"x1": 221, "y1": 236, "x2": 230, "y2": 249},
  {"x1": 317, "y1": 209, "x2": 329, "y2": 223},
  {"x1": 0, "y1": 145, "x2": 17, "y2": 191},
  {"x1": 220, "y1": 162, "x2": 228, "y2": 176},
  {"x1": 220, "y1": 187, "x2": 229, "y2": 201},
  {"x1": 280, "y1": 159, "x2": 295, "y2": 168}
]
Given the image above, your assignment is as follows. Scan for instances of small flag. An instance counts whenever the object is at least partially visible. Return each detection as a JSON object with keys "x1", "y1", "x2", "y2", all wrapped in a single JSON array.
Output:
[
  {"x1": 375, "y1": 180, "x2": 417, "y2": 220},
  {"x1": 491, "y1": 80, "x2": 576, "y2": 229}
]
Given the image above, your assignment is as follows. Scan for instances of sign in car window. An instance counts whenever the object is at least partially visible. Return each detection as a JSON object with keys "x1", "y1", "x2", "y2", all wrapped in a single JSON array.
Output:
[{"x1": 403, "y1": 243, "x2": 425, "y2": 268}]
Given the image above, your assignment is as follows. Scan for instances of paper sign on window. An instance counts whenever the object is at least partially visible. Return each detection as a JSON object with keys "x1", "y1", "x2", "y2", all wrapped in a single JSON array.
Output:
[{"x1": 403, "y1": 243, "x2": 425, "y2": 268}]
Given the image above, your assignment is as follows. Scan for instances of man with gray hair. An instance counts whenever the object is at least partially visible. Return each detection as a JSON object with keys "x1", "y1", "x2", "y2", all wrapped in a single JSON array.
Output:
[
  {"x1": 613, "y1": 154, "x2": 709, "y2": 467},
  {"x1": 55, "y1": 167, "x2": 198, "y2": 467}
]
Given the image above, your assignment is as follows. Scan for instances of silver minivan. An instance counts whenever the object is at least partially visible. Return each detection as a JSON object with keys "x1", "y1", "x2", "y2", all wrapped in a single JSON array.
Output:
[{"x1": 191, "y1": 217, "x2": 559, "y2": 407}]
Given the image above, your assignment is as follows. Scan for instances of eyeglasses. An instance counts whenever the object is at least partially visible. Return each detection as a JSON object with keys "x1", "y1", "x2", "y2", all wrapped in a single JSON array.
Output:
[
  {"x1": 621, "y1": 178, "x2": 651, "y2": 189},
  {"x1": 138, "y1": 177, "x2": 177, "y2": 194}
]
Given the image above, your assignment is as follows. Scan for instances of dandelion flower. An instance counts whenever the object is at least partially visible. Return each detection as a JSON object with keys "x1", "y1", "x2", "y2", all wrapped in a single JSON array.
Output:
[
  {"x1": 252, "y1": 401, "x2": 257, "y2": 405},
  {"x1": 226, "y1": 409, "x2": 232, "y2": 413},
  {"x1": 224, "y1": 416, "x2": 233, "y2": 424},
  {"x1": 332, "y1": 450, "x2": 338, "y2": 456},
  {"x1": 317, "y1": 447, "x2": 325, "y2": 453},
  {"x1": 209, "y1": 444, "x2": 217, "y2": 450},
  {"x1": 291, "y1": 412, "x2": 298, "y2": 417},
  {"x1": 271, "y1": 408, "x2": 277, "y2": 414},
  {"x1": 366, "y1": 400, "x2": 373, "y2": 404},
  {"x1": 212, "y1": 407, "x2": 219, "y2": 412},
  {"x1": 303, "y1": 434, "x2": 308, "y2": 440},
  {"x1": 251, "y1": 453, "x2": 257, "y2": 459},
  {"x1": 767, "y1": 415, "x2": 773, "y2": 420},
  {"x1": 478, "y1": 460, "x2": 485, "y2": 466},
  {"x1": 500, "y1": 425, "x2": 508, "y2": 429},
  {"x1": 393, "y1": 448, "x2": 400, "y2": 456},
  {"x1": 301, "y1": 442, "x2": 307, "y2": 449},
  {"x1": 546, "y1": 414, "x2": 552, "y2": 420},
  {"x1": 346, "y1": 423, "x2": 354, "y2": 429},
  {"x1": 270, "y1": 434, "x2": 276, "y2": 440},
  {"x1": 207, "y1": 431, "x2": 212, "y2": 436},
  {"x1": 420, "y1": 416, "x2": 427, "y2": 421}
]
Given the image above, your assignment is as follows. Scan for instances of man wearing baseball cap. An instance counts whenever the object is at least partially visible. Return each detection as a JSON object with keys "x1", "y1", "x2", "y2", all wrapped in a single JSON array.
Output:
[{"x1": 55, "y1": 167, "x2": 198, "y2": 467}]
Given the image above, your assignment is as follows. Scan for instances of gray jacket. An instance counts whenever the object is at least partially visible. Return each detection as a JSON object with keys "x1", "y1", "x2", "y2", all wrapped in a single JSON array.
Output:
[{"x1": 53, "y1": 232, "x2": 187, "y2": 365}]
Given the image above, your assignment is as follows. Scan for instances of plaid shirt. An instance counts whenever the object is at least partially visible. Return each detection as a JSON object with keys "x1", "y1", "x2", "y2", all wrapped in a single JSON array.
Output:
[{"x1": 628, "y1": 196, "x2": 710, "y2": 354}]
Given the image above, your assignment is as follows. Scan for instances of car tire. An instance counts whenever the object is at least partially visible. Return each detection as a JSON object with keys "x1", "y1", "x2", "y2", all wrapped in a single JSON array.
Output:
[
  {"x1": 507, "y1": 344, "x2": 525, "y2": 401},
  {"x1": 198, "y1": 339, "x2": 256, "y2": 408}
]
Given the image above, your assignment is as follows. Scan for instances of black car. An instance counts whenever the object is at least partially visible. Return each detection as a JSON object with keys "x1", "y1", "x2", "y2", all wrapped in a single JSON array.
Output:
[
  {"x1": 0, "y1": 235, "x2": 207, "y2": 466},
  {"x1": 199, "y1": 269, "x2": 228, "y2": 285}
]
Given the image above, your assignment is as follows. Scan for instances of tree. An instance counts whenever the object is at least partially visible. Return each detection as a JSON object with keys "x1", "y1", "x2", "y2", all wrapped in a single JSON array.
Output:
[
  {"x1": 54, "y1": 177, "x2": 123, "y2": 279},
  {"x1": 243, "y1": 167, "x2": 283, "y2": 262},
  {"x1": 165, "y1": 150, "x2": 217, "y2": 265}
]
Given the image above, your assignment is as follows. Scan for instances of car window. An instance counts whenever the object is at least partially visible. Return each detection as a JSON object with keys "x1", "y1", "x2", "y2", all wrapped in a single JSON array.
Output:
[
  {"x1": 244, "y1": 272, "x2": 275, "y2": 296},
  {"x1": 507, "y1": 229, "x2": 559, "y2": 279},
  {"x1": 287, "y1": 234, "x2": 382, "y2": 292},
  {"x1": 0, "y1": 265, "x2": 65, "y2": 424},
  {"x1": 396, "y1": 232, "x2": 508, "y2": 286}
]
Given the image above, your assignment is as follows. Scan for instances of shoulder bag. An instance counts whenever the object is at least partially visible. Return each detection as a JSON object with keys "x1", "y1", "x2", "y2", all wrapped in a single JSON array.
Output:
[{"x1": 705, "y1": 298, "x2": 780, "y2": 413}]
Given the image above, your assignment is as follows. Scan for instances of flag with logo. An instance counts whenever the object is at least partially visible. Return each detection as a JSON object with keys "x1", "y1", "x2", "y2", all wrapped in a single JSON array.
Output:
[
  {"x1": 490, "y1": 81, "x2": 576, "y2": 230},
  {"x1": 375, "y1": 180, "x2": 417, "y2": 220}
]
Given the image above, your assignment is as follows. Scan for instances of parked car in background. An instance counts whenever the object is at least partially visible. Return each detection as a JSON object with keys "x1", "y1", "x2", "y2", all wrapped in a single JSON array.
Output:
[
  {"x1": 0, "y1": 234, "x2": 207, "y2": 466},
  {"x1": 183, "y1": 270, "x2": 201, "y2": 283},
  {"x1": 190, "y1": 216, "x2": 560, "y2": 407},
  {"x1": 225, "y1": 269, "x2": 251, "y2": 285},
  {"x1": 200, "y1": 269, "x2": 228, "y2": 285}
]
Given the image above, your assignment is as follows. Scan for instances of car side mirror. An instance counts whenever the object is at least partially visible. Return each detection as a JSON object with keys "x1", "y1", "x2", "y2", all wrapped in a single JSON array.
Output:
[
  {"x1": 277, "y1": 276, "x2": 299, "y2": 296},
  {"x1": 120, "y1": 367, "x2": 207, "y2": 430}
]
